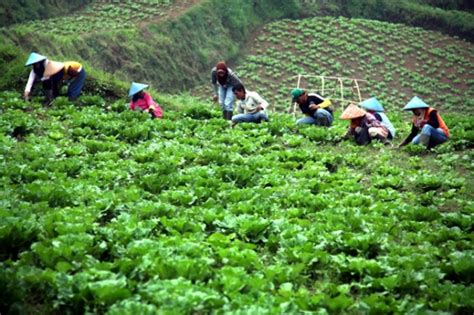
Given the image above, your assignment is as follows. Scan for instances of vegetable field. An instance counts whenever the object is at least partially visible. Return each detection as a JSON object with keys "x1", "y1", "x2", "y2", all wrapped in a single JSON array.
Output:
[
  {"x1": 1, "y1": 93, "x2": 473, "y2": 313},
  {"x1": 8, "y1": 0, "x2": 182, "y2": 36},
  {"x1": 234, "y1": 17, "x2": 474, "y2": 113}
]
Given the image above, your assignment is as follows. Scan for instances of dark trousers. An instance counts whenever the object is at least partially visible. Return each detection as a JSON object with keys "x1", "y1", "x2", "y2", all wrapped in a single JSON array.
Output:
[{"x1": 42, "y1": 70, "x2": 65, "y2": 97}]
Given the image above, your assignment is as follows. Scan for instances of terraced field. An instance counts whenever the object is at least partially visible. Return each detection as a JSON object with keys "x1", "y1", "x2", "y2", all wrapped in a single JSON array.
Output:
[
  {"x1": 7, "y1": 0, "x2": 198, "y2": 36},
  {"x1": 234, "y1": 17, "x2": 474, "y2": 113}
]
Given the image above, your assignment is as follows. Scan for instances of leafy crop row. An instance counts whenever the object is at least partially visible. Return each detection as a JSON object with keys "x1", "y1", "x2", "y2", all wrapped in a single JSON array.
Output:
[
  {"x1": 6, "y1": 0, "x2": 175, "y2": 36},
  {"x1": 0, "y1": 92, "x2": 472, "y2": 313},
  {"x1": 233, "y1": 17, "x2": 474, "y2": 113}
]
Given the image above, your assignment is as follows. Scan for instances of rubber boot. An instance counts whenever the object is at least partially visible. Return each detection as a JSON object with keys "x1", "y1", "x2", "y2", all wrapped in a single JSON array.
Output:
[
  {"x1": 316, "y1": 116, "x2": 329, "y2": 127},
  {"x1": 224, "y1": 111, "x2": 233, "y2": 121},
  {"x1": 43, "y1": 90, "x2": 54, "y2": 107},
  {"x1": 420, "y1": 133, "x2": 430, "y2": 148}
]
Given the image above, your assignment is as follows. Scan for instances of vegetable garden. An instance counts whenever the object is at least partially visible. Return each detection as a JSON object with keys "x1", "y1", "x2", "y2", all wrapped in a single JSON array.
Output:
[
  {"x1": 234, "y1": 17, "x2": 474, "y2": 113},
  {"x1": 1, "y1": 1, "x2": 473, "y2": 313},
  {"x1": 0, "y1": 92, "x2": 472, "y2": 313},
  {"x1": 8, "y1": 0, "x2": 179, "y2": 36}
]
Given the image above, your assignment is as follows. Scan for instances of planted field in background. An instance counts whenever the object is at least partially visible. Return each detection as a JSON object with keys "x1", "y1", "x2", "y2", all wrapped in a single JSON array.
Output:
[
  {"x1": 6, "y1": 0, "x2": 180, "y2": 36},
  {"x1": 0, "y1": 92, "x2": 473, "y2": 313},
  {"x1": 233, "y1": 17, "x2": 474, "y2": 113}
]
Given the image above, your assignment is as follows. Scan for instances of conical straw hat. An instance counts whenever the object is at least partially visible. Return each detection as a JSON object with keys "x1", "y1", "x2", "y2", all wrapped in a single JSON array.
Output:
[
  {"x1": 128, "y1": 82, "x2": 149, "y2": 97},
  {"x1": 25, "y1": 52, "x2": 47, "y2": 66},
  {"x1": 403, "y1": 96, "x2": 429, "y2": 110},
  {"x1": 340, "y1": 104, "x2": 366, "y2": 120},
  {"x1": 360, "y1": 97, "x2": 384, "y2": 112}
]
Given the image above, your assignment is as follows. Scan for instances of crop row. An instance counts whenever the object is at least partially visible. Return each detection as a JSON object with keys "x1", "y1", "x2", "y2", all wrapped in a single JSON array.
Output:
[
  {"x1": 235, "y1": 17, "x2": 474, "y2": 113},
  {"x1": 6, "y1": 1, "x2": 175, "y2": 36},
  {"x1": 0, "y1": 92, "x2": 473, "y2": 313}
]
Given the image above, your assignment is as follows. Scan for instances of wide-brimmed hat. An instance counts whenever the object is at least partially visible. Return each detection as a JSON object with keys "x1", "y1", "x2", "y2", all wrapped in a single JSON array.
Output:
[
  {"x1": 360, "y1": 97, "x2": 384, "y2": 112},
  {"x1": 291, "y1": 88, "x2": 304, "y2": 101},
  {"x1": 340, "y1": 104, "x2": 367, "y2": 120},
  {"x1": 25, "y1": 52, "x2": 47, "y2": 66},
  {"x1": 128, "y1": 82, "x2": 149, "y2": 97},
  {"x1": 403, "y1": 96, "x2": 429, "y2": 110}
]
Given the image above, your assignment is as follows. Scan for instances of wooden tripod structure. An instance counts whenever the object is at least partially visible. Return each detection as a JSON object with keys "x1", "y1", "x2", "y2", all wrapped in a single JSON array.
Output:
[{"x1": 289, "y1": 75, "x2": 367, "y2": 117}]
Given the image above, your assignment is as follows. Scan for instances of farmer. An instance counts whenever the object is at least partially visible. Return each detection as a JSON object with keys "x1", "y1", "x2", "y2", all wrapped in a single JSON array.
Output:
[
  {"x1": 24, "y1": 52, "x2": 86, "y2": 104},
  {"x1": 359, "y1": 97, "x2": 396, "y2": 139},
  {"x1": 128, "y1": 82, "x2": 163, "y2": 119},
  {"x1": 231, "y1": 83, "x2": 269, "y2": 127},
  {"x1": 399, "y1": 96, "x2": 449, "y2": 149},
  {"x1": 291, "y1": 88, "x2": 333, "y2": 126},
  {"x1": 211, "y1": 61, "x2": 243, "y2": 120},
  {"x1": 341, "y1": 104, "x2": 390, "y2": 145}
]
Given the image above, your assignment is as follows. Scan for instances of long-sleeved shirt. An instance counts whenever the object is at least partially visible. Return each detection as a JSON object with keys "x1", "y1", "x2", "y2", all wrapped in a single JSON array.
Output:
[
  {"x1": 24, "y1": 59, "x2": 65, "y2": 93},
  {"x1": 298, "y1": 93, "x2": 333, "y2": 117},
  {"x1": 236, "y1": 91, "x2": 269, "y2": 114},
  {"x1": 345, "y1": 112, "x2": 387, "y2": 137},
  {"x1": 130, "y1": 92, "x2": 163, "y2": 118},
  {"x1": 210, "y1": 67, "x2": 242, "y2": 96}
]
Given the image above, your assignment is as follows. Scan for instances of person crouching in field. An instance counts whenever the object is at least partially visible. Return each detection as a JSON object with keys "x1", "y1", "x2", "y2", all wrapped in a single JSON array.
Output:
[
  {"x1": 399, "y1": 96, "x2": 449, "y2": 150},
  {"x1": 128, "y1": 82, "x2": 163, "y2": 119},
  {"x1": 211, "y1": 61, "x2": 243, "y2": 120},
  {"x1": 360, "y1": 97, "x2": 396, "y2": 140},
  {"x1": 231, "y1": 84, "x2": 269, "y2": 128},
  {"x1": 24, "y1": 52, "x2": 86, "y2": 104},
  {"x1": 291, "y1": 88, "x2": 333, "y2": 127},
  {"x1": 341, "y1": 104, "x2": 391, "y2": 145}
]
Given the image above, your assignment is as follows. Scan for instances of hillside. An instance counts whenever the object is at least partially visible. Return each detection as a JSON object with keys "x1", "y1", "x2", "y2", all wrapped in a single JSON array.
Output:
[
  {"x1": 0, "y1": 0, "x2": 300, "y2": 94},
  {"x1": 0, "y1": 0, "x2": 91, "y2": 26},
  {"x1": 227, "y1": 17, "x2": 474, "y2": 114},
  {"x1": 0, "y1": 1, "x2": 473, "y2": 314}
]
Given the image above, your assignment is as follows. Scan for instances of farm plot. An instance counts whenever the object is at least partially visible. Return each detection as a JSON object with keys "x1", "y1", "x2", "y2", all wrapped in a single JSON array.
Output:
[
  {"x1": 235, "y1": 17, "x2": 474, "y2": 113},
  {"x1": 6, "y1": 0, "x2": 187, "y2": 36},
  {"x1": 0, "y1": 92, "x2": 473, "y2": 313}
]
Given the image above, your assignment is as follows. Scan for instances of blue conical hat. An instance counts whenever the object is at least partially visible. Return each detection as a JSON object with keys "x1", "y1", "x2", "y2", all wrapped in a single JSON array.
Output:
[
  {"x1": 128, "y1": 82, "x2": 149, "y2": 97},
  {"x1": 25, "y1": 52, "x2": 47, "y2": 66},
  {"x1": 403, "y1": 96, "x2": 429, "y2": 110},
  {"x1": 360, "y1": 97, "x2": 384, "y2": 112}
]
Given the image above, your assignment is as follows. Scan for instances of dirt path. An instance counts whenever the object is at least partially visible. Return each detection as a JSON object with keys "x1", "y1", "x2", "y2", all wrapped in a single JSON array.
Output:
[{"x1": 138, "y1": 0, "x2": 202, "y2": 28}]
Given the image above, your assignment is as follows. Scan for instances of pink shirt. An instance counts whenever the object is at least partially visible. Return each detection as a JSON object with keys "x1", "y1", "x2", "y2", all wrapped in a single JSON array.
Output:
[{"x1": 129, "y1": 92, "x2": 163, "y2": 118}]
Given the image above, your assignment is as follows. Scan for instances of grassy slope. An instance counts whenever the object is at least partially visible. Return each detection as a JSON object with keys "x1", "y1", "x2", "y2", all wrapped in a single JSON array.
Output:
[
  {"x1": 0, "y1": 0, "x2": 300, "y2": 95},
  {"x1": 219, "y1": 17, "x2": 473, "y2": 114},
  {"x1": 0, "y1": 93, "x2": 472, "y2": 313}
]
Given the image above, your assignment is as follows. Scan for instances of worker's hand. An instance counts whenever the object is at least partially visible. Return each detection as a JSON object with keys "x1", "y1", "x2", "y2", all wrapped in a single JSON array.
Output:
[
  {"x1": 256, "y1": 105, "x2": 264, "y2": 112},
  {"x1": 309, "y1": 104, "x2": 319, "y2": 110},
  {"x1": 23, "y1": 91, "x2": 30, "y2": 101},
  {"x1": 212, "y1": 95, "x2": 218, "y2": 103},
  {"x1": 67, "y1": 67, "x2": 80, "y2": 77}
]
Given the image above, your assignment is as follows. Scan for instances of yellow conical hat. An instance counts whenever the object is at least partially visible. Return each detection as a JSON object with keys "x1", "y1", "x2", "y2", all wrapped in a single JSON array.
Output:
[{"x1": 340, "y1": 104, "x2": 366, "y2": 120}]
